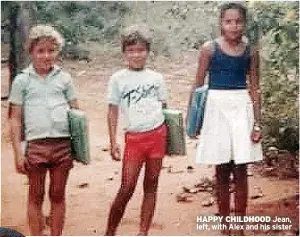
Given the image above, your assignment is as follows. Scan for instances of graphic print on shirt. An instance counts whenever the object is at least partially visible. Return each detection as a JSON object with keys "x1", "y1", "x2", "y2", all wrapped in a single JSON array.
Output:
[
  {"x1": 121, "y1": 83, "x2": 159, "y2": 106},
  {"x1": 121, "y1": 83, "x2": 162, "y2": 126}
]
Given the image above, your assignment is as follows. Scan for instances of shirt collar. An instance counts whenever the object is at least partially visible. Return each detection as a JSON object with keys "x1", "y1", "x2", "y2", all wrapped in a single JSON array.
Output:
[{"x1": 24, "y1": 64, "x2": 62, "y2": 78}]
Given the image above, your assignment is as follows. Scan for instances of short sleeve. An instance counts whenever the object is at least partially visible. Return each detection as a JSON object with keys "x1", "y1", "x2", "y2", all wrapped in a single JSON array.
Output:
[
  {"x1": 157, "y1": 75, "x2": 168, "y2": 102},
  {"x1": 8, "y1": 74, "x2": 26, "y2": 105},
  {"x1": 107, "y1": 76, "x2": 121, "y2": 105},
  {"x1": 64, "y1": 73, "x2": 77, "y2": 101}
]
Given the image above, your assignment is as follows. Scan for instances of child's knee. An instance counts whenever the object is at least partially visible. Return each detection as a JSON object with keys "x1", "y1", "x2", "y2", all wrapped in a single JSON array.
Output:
[
  {"x1": 234, "y1": 166, "x2": 248, "y2": 182},
  {"x1": 49, "y1": 190, "x2": 65, "y2": 203},
  {"x1": 29, "y1": 186, "x2": 45, "y2": 205},
  {"x1": 119, "y1": 184, "x2": 136, "y2": 199},
  {"x1": 215, "y1": 173, "x2": 231, "y2": 185},
  {"x1": 216, "y1": 164, "x2": 232, "y2": 182},
  {"x1": 143, "y1": 177, "x2": 159, "y2": 193},
  {"x1": 143, "y1": 186, "x2": 158, "y2": 194},
  {"x1": 29, "y1": 192, "x2": 45, "y2": 205}
]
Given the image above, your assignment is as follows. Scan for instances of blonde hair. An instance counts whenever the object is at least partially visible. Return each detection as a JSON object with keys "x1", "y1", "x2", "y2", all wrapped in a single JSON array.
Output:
[
  {"x1": 121, "y1": 25, "x2": 152, "y2": 52},
  {"x1": 28, "y1": 25, "x2": 64, "y2": 52}
]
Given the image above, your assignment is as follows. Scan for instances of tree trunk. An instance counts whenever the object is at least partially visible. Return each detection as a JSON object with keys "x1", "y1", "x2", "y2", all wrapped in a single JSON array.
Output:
[{"x1": 7, "y1": 2, "x2": 29, "y2": 97}]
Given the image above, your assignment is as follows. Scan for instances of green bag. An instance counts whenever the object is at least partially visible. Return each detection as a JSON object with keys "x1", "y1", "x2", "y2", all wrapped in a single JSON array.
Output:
[
  {"x1": 163, "y1": 109, "x2": 186, "y2": 156},
  {"x1": 67, "y1": 109, "x2": 90, "y2": 164}
]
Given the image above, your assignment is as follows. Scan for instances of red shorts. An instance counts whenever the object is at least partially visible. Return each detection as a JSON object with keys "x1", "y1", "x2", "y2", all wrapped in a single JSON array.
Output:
[
  {"x1": 124, "y1": 123, "x2": 168, "y2": 161},
  {"x1": 25, "y1": 137, "x2": 73, "y2": 172}
]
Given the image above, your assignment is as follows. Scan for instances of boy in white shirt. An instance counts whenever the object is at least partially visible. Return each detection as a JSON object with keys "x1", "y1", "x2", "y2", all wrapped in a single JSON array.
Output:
[{"x1": 106, "y1": 25, "x2": 168, "y2": 236}]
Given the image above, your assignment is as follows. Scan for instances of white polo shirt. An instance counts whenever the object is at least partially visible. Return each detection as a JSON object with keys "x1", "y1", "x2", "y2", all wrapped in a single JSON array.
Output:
[{"x1": 9, "y1": 64, "x2": 77, "y2": 141}]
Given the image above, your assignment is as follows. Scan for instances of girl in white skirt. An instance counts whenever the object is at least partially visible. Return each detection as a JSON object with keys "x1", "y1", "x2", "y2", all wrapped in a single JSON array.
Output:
[{"x1": 187, "y1": 3, "x2": 263, "y2": 235}]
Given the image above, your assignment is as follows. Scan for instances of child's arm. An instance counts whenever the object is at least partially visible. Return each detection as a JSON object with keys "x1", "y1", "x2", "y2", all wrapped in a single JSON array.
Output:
[
  {"x1": 107, "y1": 104, "x2": 121, "y2": 161},
  {"x1": 186, "y1": 42, "x2": 212, "y2": 132},
  {"x1": 195, "y1": 42, "x2": 213, "y2": 87},
  {"x1": 158, "y1": 76, "x2": 168, "y2": 109},
  {"x1": 69, "y1": 99, "x2": 79, "y2": 109},
  {"x1": 248, "y1": 46, "x2": 262, "y2": 142},
  {"x1": 248, "y1": 46, "x2": 261, "y2": 122},
  {"x1": 65, "y1": 73, "x2": 79, "y2": 109},
  {"x1": 9, "y1": 104, "x2": 27, "y2": 174}
]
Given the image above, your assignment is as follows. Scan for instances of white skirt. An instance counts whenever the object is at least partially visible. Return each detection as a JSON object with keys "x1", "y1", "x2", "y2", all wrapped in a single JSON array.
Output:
[{"x1": 196, "y1": 89, "x2": 263, "y2": 165}]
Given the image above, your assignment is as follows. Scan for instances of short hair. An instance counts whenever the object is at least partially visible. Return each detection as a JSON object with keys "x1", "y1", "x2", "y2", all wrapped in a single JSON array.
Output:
[
  {"x1": 220, "y1": 2, "x2": 247, "y2": 22},
  {"x1": 28, "y1": 25, "x2": 64, "y2": 52},
  {"x1": 121, "y1": 25, "x2": 152, "y2": 52}
]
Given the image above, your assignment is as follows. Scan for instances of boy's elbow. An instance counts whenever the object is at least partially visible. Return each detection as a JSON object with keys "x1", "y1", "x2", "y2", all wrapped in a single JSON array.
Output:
[
  {"x1": 108, "y1": 104, "x2": 118, "y2": 111},
  {"x1": 108, "y1": 104, "x2": 119, "y2": 118}
]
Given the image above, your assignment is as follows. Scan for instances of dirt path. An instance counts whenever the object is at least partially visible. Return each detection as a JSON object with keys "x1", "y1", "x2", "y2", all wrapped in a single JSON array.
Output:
[{"x1": 1, "y1": 52, "x2": 298, "y2": 236}]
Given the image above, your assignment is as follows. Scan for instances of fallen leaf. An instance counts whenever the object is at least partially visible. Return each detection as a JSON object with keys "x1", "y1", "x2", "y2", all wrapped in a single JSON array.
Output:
[
  {"x1": 201, "y1": 197, "x2": 215, "y2": 207},
  {"x1": 176, "y1": 193, "x2": 193, "y2": 203},
  {"x1": 77, "y1": 183, "x2": 89, "y2": 188},
  {"x1": 102, "y1": 147, "x2": 110, "y2": 152},
  {"x1": 250, "y1": 186, "x2": 264, "y2": 199}
]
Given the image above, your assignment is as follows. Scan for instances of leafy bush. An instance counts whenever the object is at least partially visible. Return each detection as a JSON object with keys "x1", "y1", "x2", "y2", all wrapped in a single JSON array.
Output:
[
  {"x1": 248, "y1": 2, "x2": 299, "y2": 153},
  {"x1": 3, "y1": 1, "x2": 129, "y2": 59}
]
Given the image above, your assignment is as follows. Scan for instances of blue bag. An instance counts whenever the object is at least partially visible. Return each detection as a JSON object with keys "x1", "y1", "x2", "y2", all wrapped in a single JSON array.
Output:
[{"x1": 186, "y1": 85, "x2": 208, "y2": 136}]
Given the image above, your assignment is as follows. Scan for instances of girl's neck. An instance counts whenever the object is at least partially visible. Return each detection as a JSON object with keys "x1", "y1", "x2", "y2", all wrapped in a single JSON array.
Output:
[
  {"x1": 218, "y1": 36, "x2": 246, "y2": 57},
  {"x1": 221, "y1": 36, "x2": 243, "y2": 47}
]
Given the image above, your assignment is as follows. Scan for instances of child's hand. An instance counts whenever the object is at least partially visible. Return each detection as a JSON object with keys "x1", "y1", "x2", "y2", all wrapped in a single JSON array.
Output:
[
  {"x1": 111, "y1": 143, "x2": 121, "y2": 161},
  {"x1": 251, "y1": 130, "x2": 262, "y2": 143},
  {"x1": 188, "y1": 135, "x2": 198, "y2": 140},
  {"x1": 15, "y1": 156, "x2": 27, "y2": 175}
]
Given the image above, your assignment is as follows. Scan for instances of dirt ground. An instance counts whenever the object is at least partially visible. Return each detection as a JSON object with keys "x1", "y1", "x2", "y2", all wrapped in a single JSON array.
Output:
[{"x1": 1, "y1": 49, "x2": 299, "y2": 236}]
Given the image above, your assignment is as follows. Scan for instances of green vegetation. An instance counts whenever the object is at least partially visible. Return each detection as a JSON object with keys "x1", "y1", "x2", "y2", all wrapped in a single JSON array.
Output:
[
  {"x1": 1, "y1": 1, "x2": 128, "y2": 59},
  {"x1": 248, "y1": 2, "x2": 298, "y2": 154}
]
